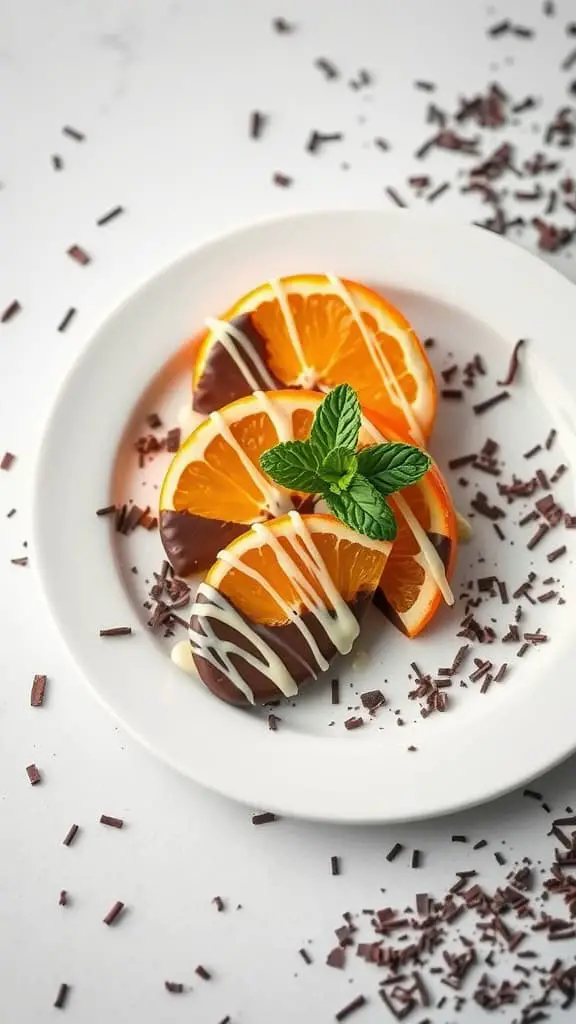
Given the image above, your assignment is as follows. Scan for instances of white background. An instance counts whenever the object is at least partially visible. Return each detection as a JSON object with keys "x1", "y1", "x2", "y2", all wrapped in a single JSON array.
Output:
[{"x1": 1, "y1": 0, "x2": 576, "y2": 1021}]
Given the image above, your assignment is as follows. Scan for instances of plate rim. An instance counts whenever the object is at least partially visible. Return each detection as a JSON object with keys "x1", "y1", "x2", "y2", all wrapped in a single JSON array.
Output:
[{"x1": 32, "y1": 206, "x2": 576, "y2": 823}]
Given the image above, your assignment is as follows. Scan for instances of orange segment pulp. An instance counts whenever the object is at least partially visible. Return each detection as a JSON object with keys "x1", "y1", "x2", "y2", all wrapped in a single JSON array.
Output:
[
  {"x1": 192, "y1": 274, "x2": 436, "y2": 444},
  {"x1": 206, "y1": 513, "x2": 391, "y2": 627}
]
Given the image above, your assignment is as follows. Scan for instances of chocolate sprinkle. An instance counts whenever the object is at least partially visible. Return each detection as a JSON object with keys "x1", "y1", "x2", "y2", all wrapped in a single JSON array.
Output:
[
  {"x1": 306, "y1": 129, "x2": 343, "y2": 153},
  {"x1": 62, "y1": 824, "x2": 79, "y2": 847},
  {"x1": 331, "y1": 855, "x2": 341, "y2": 876},
  {"x1": 386, "y1": 842, "x2": 404, "y2": 862},
  {"x1": 212, "y1": 896, "x2": 224, "y2": 912},
  {"x1": 331, "y1": 677, "x2": 340, "y2": 705},
  {"x1": 103, "y1": 900, "x2": 125, "y2": 925},
  {"x1": 273, "y1": 171, "x2": 293, "y2": 187},
  {"x1": 51, "y1": 154, "x2": 63, "y2": 170},
  {"x1": 164, "y1": 981, "x2": 184, "y2": 993},
  {"x1": 252, "y1": 811, "x2": 277, "y2": 825},
  {"x1": 67, "y1": 244, "x2": 91, "y2": 266},
  {"x1": 272, "y1": 16, "x2": 294, "y2": 32},
  {"x1": 344, "y1": 716, "x2": 364, "y2": 730},
  {"x1": 498, "y1": 339, "x2": 526, "y2": 386},
  {"x1": 100, "y1": 815, "x2": 123, "y2": 829},
  {"x1": 335, "y1": 995, "x2": 366, "y2": 1020},
  {"x1": 1, "y1": 300, "x2": 21, "y2": 323},
  {"x1": 385, "y1": 186, "x2": 407, "y2": 208},
  {"x1": 195, "y1": 965, "x2": 211, "y2": 981},
  {"x1": 473, "y1": 391, "x2": 510, "y2": 415},
  {"x1": 547, "y1": 545, "x2": 567, "y2": 562},
  {"x1": 315, "y1": 57, "x2": 339, "y2": 80},
  {"x1": 249, "y1": 110, "x2": 266, "y2": 139},
  {"x1": 299, "y1": 947, "x2": 312, "y2": 964},
  {"x1": 441, "y1": 388, "x2": 464, "y2": 399},
  {"x1": 96, "y1": 504, "x2": 116, "y2": 517},
  {"x1": 96, "y1": 205, "x2": 124, "y2": 227},
  {"x1": 99, "y1": 626, "x2": 132, "y2": 637},
  {"x1": 411, "y1": 850, "x2": 422, "y2": 869},
  {"x1": 1, "y1": 451, "x2": 15, "y2": 470},
  {"x1": 57, "y1": 307, "x2": 76, "y2": 332},
  {"x1": 59, "y1": 890, "x2": 68, "y2": 906},
  {"x1": 62, "y1": 125, "x2": 85, "y2": 141},
  {"x1": 54, "y1": 983, "x2": 70, "y2": 1009},
  {"x1": 26, "y1": 763, "x2": 41, "y2": 785},
  {"x1": 30, "y1": 674, "x2": 47, "y2": 707}
]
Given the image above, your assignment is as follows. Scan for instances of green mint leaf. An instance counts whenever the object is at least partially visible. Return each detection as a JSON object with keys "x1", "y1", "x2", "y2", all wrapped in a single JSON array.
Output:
[
  {"x1": 260, "y1": 440, "x2": 323, "y2": 493},
  {"x1": 309, "y1": 383, "x2": 361, "y2": 457},
  {"x1": 357, "y1": 442, "x2": 431, "y2": 496},
  {"x1": 324, "y1": 475, "x2": 398, "y2": 541},
  {"x1": 321, "y1": 448, "x2": 358, "y2": 492}
]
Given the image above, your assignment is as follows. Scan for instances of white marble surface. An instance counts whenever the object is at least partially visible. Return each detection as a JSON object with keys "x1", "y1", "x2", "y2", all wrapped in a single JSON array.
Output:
[{"x1": 2, "y1": 0, "x2": 576, "y2": 1020}]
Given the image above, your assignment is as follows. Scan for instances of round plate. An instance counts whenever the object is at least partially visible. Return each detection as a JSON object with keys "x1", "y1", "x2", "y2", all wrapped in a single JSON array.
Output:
[{"x1": 33, "y1": 209, "x2": 576, "y2": 823}]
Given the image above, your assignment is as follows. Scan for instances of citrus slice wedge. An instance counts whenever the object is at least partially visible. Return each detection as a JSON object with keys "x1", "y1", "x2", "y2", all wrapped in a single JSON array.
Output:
[
  {"x1": 189, "y1": 512, "x2": 391, "y2": 705},
  {"x1": 192, "y1": 274, "x2": 436, "y2": 444},
  {"x1": 160, "y1": 389, "x2": 457, "y2": 637}
]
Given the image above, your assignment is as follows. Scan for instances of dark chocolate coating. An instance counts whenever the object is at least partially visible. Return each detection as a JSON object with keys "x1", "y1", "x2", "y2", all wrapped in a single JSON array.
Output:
[
  {"x1": 193, "y1": 313, "x2": 284, "y2": 415},
  {"x1": 190, "y1": 590, "x2": 372, "y2": 705},
  {"x1": 160, "y1": 509, "x2": 247, "y2": 577}
]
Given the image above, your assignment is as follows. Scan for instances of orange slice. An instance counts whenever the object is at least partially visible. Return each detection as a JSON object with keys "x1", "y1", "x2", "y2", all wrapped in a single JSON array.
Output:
[
  {"x1": 365, "y1": 410, "x2": 457, "y2": 637},
  {"x1": 190, "y1": 512, "x2": 391, "y2": 705},
  {"x1": 160, "y1": 389, "x2": 457, "y2": 638},
  {"x1": 192, "y1": 274, "x2": 436, "y2": 444}
]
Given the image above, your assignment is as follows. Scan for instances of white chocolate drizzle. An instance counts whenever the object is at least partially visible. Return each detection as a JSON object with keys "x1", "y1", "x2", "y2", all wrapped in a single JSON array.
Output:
[
  {"x1": 253, "y1": 389, "x2": 292, "y2": 442},
  {"x1": 205, "y1": 317, "x2": 277, "y2": 390},
  {"x1": 209, "y1": 410, "x2": 293, "y2": 518},
  {"x1": 189, "y1": 513, "x2": 361, "y2": 702},
  {"x1": 326, "y1": 274, "x2": 426, "y2": 447},
  {"x1": 268, "y1": 278, "x2": 317, "y2": 389}
]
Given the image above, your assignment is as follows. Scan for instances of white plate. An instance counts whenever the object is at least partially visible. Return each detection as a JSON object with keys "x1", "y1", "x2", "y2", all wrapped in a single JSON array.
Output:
[{"x1": 34, "y1": 209, "x2": 576, "y2": 823}]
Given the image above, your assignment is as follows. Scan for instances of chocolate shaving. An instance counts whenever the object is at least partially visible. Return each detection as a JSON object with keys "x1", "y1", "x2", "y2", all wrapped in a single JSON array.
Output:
[
  {"x1": 100, "y1": 815, "x2": 123, "y2": 829},
  {"x1": 306, "y1": 130, "x2": 343, "y2": 153},
  {"x1": 249, "y1": 110, "x2": 266, "y2": 138},
  {"x1": 62, "y1": 824, "x2": 79, "y2": 847},
  {"x1": 252, "y1": 811, "x2": 277, "y2": 825},
  {"x1": 498, "y1": 339, "x2": 526, "y2": 386},
  {"x1": 57, "y1": 307, "x2": 76, "y2": 332},
  {"x1": 385, "y1": 186, "x2": 407, "y2": 208},
  {"x1": 335, "y1": 995, "x2": 366, "y2": 1020},
  {"x1": 386, "y1": 843, "x2": 404, "y2": 862},
  {"x1": 54, "y1": 983, "x2": 70, "y2": 1009},
  {"x1": 96, "y1": 205, "x2": 124, "y2": 227},
  {"x1": 67, "y1": 244, "x2": 91, "y2": 266},
  {"x1": 30, "y1": 674, "x2": 47, "y2": 707},
  {"x1": 103, "y1": 900, "x2": 125, "y2": 925},
  {"x1": 26, "y1": 763, "x2": 41, "y2": 785},
  {"x1": 344, "y1": 716, "x2": 364, "y2": 730},
  {"x1": 1, "y1": 300, "x2": 21, "y2": 323},
  {"x1": 473, "y1": 392, "x2": 510, "y2": 415},
  {"x1": 62, "y1": 125, "x2": 85, "y2": 141}
]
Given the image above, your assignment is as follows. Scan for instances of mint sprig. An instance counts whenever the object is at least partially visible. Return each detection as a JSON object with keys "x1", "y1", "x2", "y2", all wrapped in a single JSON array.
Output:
[{"x1": 260, "y1": 384, "x2": 431, "y2": 542}]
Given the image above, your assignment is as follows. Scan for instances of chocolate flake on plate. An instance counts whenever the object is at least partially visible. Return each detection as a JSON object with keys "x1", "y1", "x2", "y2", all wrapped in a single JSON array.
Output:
[
  {"x1": 53, "y1": 983, "x2": 70, "y2": 1009},
  {"x1": 331, "y1": 677, "x2": 340, "y2": 705},
  {"x1": 335, "y1": 995, "x2": 366, "y2": 1020},
  {"x1": 306, "y1": 130, "x2": 343, "y2": 153},
  {"x1": 195, "y1": 965, "x2": 211, "y2": 980},
  {"x1": 252, "y1": 811, "x2": 277, "y2": 825},
  {"x1": 331, "y1": 855, "x2": 341, "y2": 876},
  {"x1": 99, "y1": 626, "x2": 132, "y2": 637},
  {"x1": 59, "y1": 890, "x2": 68, "y2": 906},
  {"x1": 249, "y1": 110, "x2": 266, "y2": 138},
  {"x1": 30, "y1": 674, "x2": 47, "y2": 707},
  {"x1": 96, "y1": 205, "x2": 125, "y2": 227},
  {"x1": 164, "y1": 981, "x2": 184, "y2": 993},
  {"x1": 57, "y1": 307, "x2": 76, "y2": 332},
  {"x1": 63, "y1": 824, "x2": 79, "y2": 847},
  {"x1": 272, "y1": 171, "x2": 293, "y2": 187},
  {"x1": 473, "y1": 392, "x2": 510, "y2": 415},
  {"x1": 1, "y1": 300, "x2": 21, "y2": 324},
  {"x1": 299, "y1": 947, "x2": 312, "y2": 964},
  {"x1": 386, "y1": 842, "x2": 404, "y2": 862},
  {"x1": 103, "y1": 900, "x2": 125, "y2": 925},
  {"x1": 1, "y1": 452, "x2": 15, "y2": 470},
  {"x1": 385, "y1": 186, "x2": 407, "y2": 207},
  {"x1": 100, "y1": 815, "x2": 123, "y2": 829},
  {"x1": 62, "y1": 125, "x2": 85, "y2": 141},
  {"x1": 67, "y1": 244, "x2": 91, "y2": 266},
  {"x1": 26, "y1": 763, "x2": 41, "y2": 785},
  {"x1": 345, "y1": 716, "x2": 364, "y2": 730}
]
